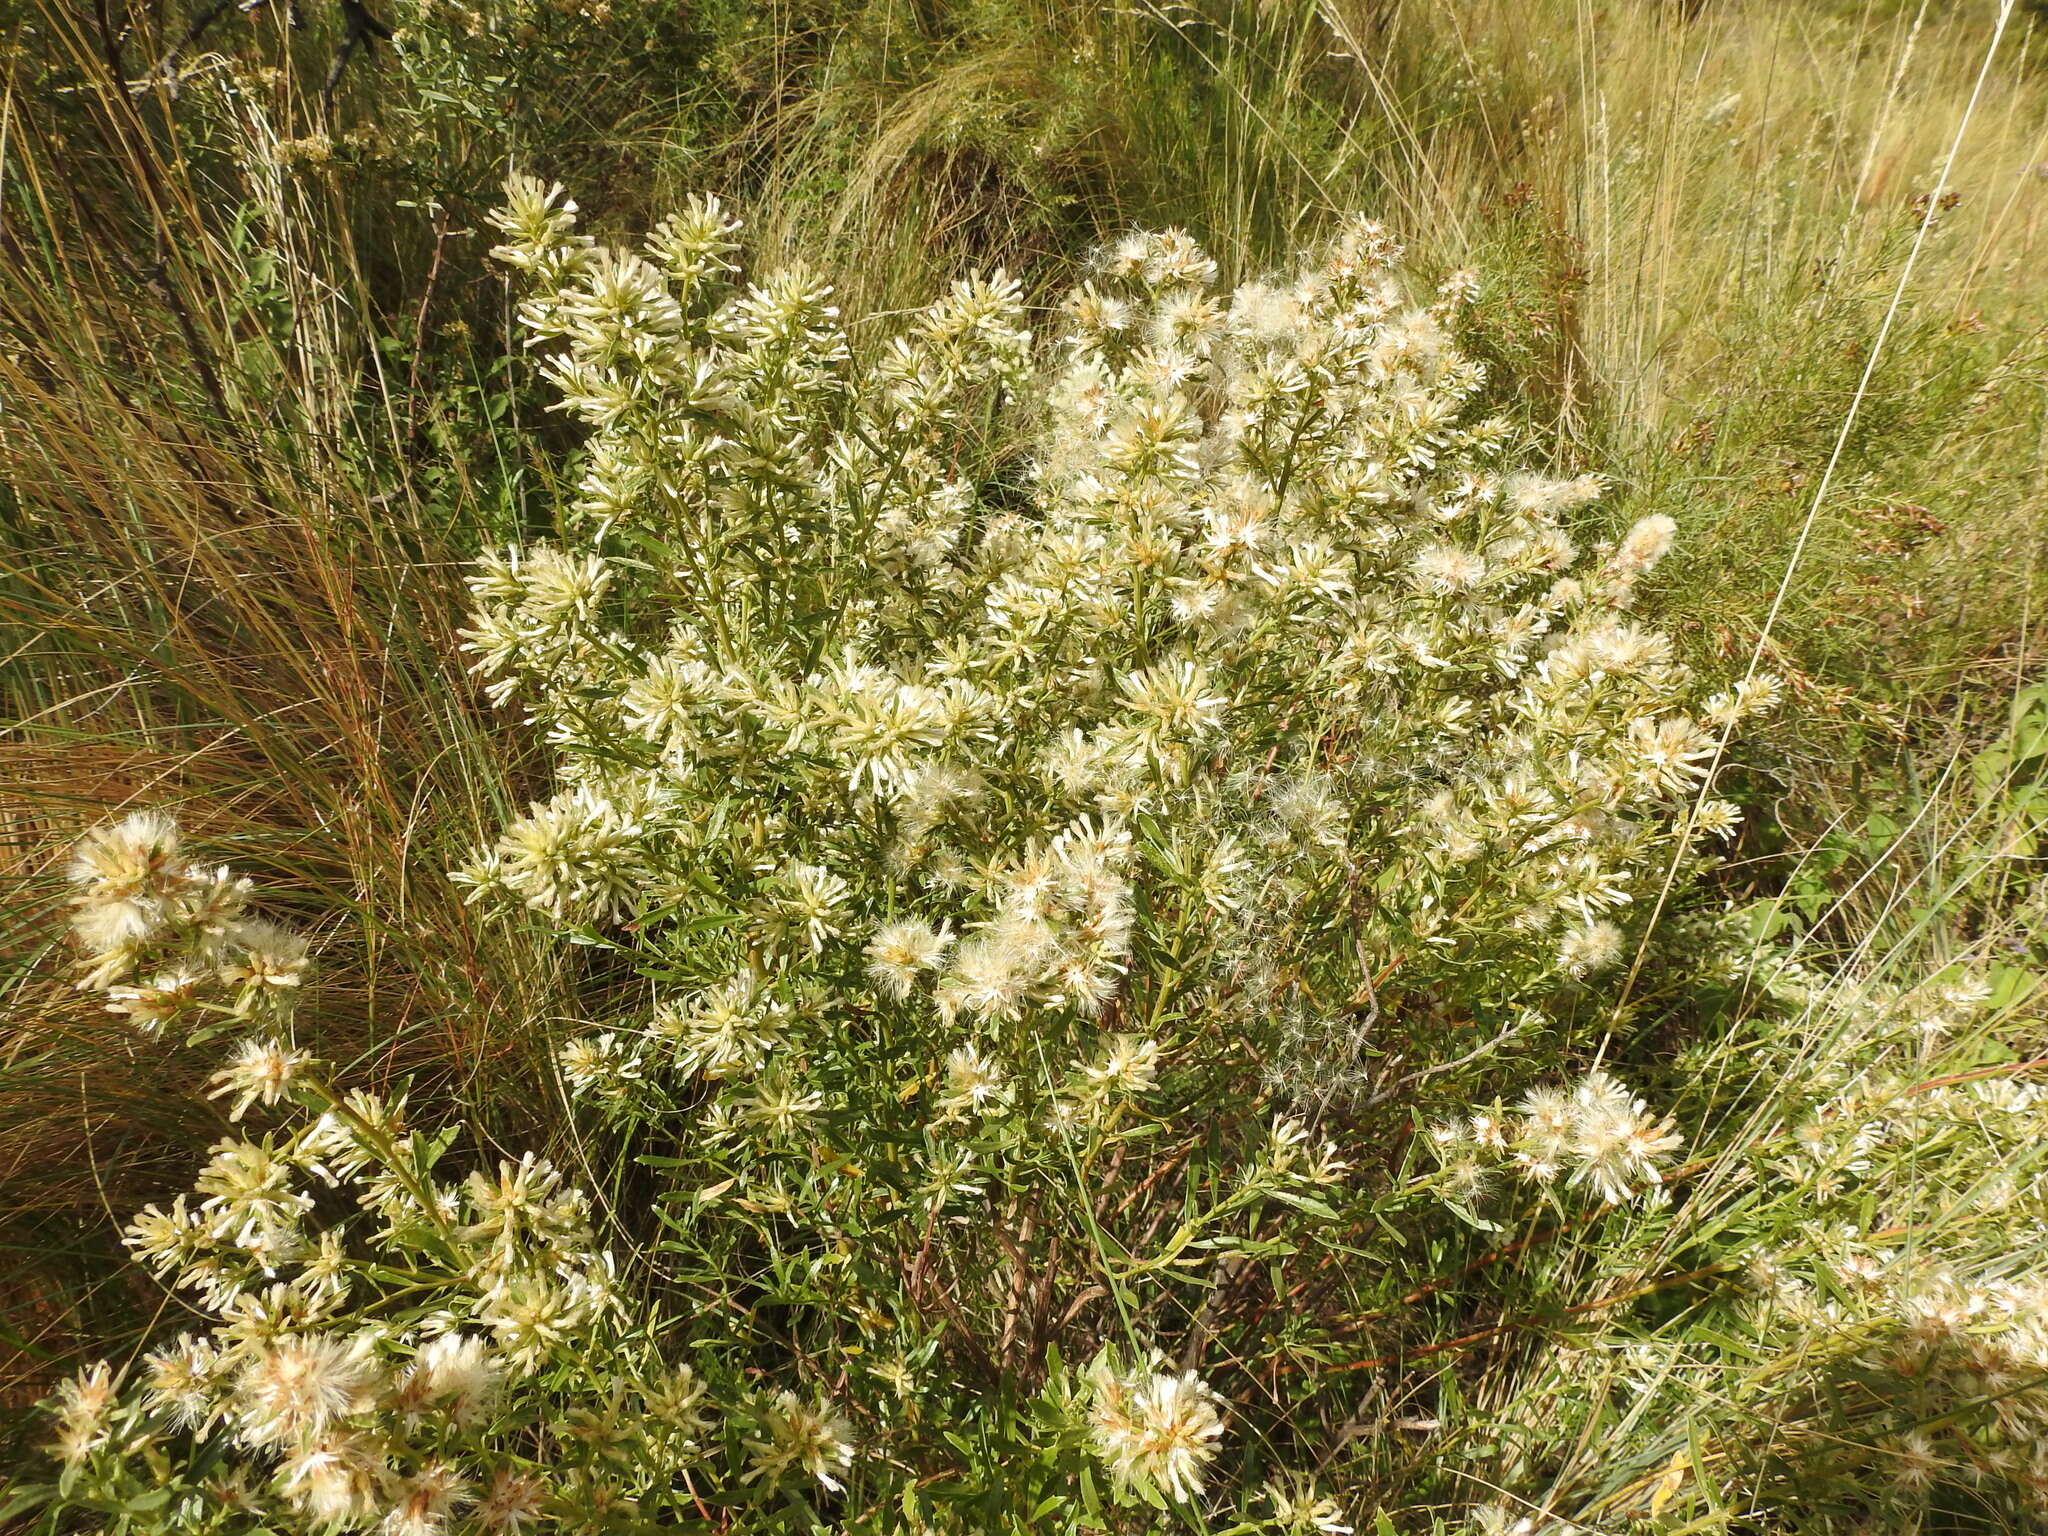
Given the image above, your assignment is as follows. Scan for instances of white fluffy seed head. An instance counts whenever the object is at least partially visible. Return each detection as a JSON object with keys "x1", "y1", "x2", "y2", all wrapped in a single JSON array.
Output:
[{"x1": 235, "y1": 1333, "x2": 380, "y2": 1447}]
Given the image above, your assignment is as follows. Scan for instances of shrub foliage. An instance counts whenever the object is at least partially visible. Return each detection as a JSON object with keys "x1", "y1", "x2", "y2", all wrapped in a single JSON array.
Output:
[{"x1": 27, "y1": 183, "x2": 2048, "y2": 1536}]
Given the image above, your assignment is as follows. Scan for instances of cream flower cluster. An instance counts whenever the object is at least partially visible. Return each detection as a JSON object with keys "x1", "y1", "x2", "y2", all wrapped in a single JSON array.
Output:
[
  {"x1": 67, "y1": 811, "x2": 308, "y2": 1013},
  {"x1": 45, "y1": 820, "x2": 853, "y2": 1535},
  {"x1": 1428, "y1": 1069, "x2": 1685, "y2": 1207},
  {"x1": 1086, "y1": 1353, "x2": 1228, "y2": 1502}
]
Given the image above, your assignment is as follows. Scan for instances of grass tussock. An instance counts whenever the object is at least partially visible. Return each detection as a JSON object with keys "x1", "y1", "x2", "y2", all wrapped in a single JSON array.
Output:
[{"x1": 1, "y1": 10, "x2": 584, "y2": 1419}]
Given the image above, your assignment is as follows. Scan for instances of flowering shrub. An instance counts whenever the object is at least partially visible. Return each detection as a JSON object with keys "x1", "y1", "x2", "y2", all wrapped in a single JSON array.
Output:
[
  {"x1": 48, "y1": 820, "x2": 713, "y2": 1530},
  {"x1": 41, "y1": 817, "x2": 2048, "y2": 1534},
  {"x1": 43, "y1": 184, "x2": 2046, "y2": 1536},
  {"x1": 453, "y1": 175, "x2": 1765, "y2": 1151},
  {"x1": 456, "y1": 179, "x2": 1771, "y2": 1032},
  {"x1": 452, "y1": 177, "x2": 1740, "y2": 1518},
  {"x1": 43, "y1": 817, "x2": 1360, "y2": 1530}
]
